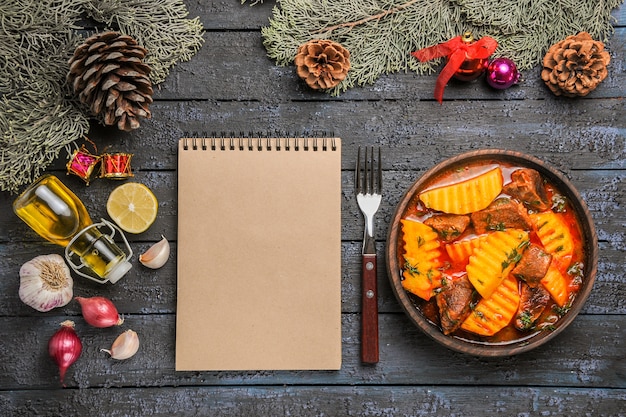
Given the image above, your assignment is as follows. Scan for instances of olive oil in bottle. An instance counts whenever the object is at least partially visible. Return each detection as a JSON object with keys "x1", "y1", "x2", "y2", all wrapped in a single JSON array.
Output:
[
  {"x1": 13, "y1": 175, "x2": 132, "y2": 283},
  {"x1": 13, "y1": 174, "x2": 92, "y2": 246}
]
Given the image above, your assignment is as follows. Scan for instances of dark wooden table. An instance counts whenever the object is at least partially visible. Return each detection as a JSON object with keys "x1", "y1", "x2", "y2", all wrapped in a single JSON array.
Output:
[{"x1": 1, "y1": 2, "x2": 625, "y2": 415}]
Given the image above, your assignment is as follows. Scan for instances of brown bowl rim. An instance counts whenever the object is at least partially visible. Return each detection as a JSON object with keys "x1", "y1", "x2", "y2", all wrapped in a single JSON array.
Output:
[{"x1": 385, "y1": 149, "x2": 599, "y2": 357}]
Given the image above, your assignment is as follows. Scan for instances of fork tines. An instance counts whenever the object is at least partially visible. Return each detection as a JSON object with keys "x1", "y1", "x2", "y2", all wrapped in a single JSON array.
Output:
[{"x1": 356, "y1": 146, "x2": 382, "y2": 195}]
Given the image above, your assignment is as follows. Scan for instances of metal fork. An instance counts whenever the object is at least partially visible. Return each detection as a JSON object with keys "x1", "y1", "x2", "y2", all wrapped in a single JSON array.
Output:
[{"x1": 355, "y1": 146, "x2": 382, "y2": 364}]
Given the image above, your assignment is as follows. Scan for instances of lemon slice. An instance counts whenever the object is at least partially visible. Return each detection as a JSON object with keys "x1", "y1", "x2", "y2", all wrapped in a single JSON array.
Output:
[{"x1": 106, "y1": 182, "x2": 158, "y2": 234}]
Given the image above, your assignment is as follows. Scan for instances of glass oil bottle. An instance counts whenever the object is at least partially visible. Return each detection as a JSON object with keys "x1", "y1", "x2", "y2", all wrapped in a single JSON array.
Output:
[{"x1": 13, "y1": 174, "x2": 132, "y2": 283}]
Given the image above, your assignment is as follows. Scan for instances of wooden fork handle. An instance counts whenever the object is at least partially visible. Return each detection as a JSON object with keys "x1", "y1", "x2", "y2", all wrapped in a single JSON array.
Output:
[{"x1": 361, "y1": 253, "x2": 379, "y2": 364}]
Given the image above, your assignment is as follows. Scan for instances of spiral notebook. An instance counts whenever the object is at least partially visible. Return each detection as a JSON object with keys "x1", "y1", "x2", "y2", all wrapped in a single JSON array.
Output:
[{"x1": 176, "y1": 136, "x2": 342, "y2": 371}]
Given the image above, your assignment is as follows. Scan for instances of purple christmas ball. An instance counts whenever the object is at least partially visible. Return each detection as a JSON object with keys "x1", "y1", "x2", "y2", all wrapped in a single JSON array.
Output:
[{"x1": 486, "y1": 57, "x2": 520, "y2": 89}]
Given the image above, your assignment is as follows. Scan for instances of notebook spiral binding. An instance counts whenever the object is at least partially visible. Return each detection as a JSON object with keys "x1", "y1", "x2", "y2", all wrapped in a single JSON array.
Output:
[{"x1": 182, "y1": 131, "x2": 337, "y2": 152}]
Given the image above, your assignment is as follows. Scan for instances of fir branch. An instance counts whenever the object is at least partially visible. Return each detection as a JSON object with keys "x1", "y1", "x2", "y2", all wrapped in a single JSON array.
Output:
[
  {"x1": 261, "y1": 0, "x2": 623, "y2": 95},
  {"x1": 0, "y1": 0, "x2": 204, "y2": 193},
  {"x1": 262, "y1": 0, "x2": 466, "y2": 95},
  {"x1": 313, "y1": 0, "x2": 422, "y2": 35},
  {"x1": 85, "y1": 0, "x2": 205, "y2": 84},
  {"x1": 0, "y1": 0, "x2": 90, "y2": 193}
]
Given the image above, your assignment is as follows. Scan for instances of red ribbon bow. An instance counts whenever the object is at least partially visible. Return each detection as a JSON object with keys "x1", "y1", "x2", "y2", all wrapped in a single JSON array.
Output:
[{"x1": 412, "y1": 35, "x2": 498, "y2": 103}]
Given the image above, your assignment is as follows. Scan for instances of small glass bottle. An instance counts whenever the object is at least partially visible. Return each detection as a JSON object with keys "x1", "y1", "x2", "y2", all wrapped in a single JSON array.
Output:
[{"x1": 13, "y1": 174, "x2": 132, "y2": 284}]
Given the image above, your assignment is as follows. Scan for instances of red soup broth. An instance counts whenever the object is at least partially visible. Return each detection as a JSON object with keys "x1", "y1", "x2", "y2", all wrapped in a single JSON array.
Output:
[{"x1": 398, "y1": 161, "x2": 585, "y2": 344}]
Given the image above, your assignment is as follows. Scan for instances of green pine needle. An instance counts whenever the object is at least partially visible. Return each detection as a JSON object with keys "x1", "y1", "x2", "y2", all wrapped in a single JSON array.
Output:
[
  {"x1": 255, "y1": 0, "x2": 623, "y2": 95},
  {"x1": 0, "y1": 0, "x2": 204, "y2": 193}
]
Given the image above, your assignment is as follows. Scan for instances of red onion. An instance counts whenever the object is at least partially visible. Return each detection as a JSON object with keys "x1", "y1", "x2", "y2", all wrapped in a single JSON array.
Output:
[
  {"x1": 49, "y1": 320, "x2": 82, "y2": 385},
  {"x1": 75, "y1": 296, "x2": 124, "y2": 328}
]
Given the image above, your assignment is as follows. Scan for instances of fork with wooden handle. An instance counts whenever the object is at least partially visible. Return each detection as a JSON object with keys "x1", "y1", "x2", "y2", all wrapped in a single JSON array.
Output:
[{"x1": 355, "y1": 146, "x2": 382, "y2": 364}]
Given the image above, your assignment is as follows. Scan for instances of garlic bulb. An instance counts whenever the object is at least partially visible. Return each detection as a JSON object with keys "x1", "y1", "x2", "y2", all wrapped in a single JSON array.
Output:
[
  {"x1": 19, "y1": 254, "x2": 73, "y2": 312},
  {"x1": 139, "y1": 235, "x2": 170, "y2": 269},
  {"x1": 101, "y1": 329, "x2": 140, "y2": 360}
]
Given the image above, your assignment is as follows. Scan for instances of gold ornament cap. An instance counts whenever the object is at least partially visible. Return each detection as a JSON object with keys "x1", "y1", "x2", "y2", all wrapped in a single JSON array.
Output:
[{"x1": 461, "y1": 32, "x2": 475, "y2": 44}]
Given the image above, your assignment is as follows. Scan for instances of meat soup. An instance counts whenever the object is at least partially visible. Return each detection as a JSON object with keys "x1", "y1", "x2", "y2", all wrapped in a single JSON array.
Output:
[{"x1": 397, "y1": 162, "x2": 585, "y2": 344}]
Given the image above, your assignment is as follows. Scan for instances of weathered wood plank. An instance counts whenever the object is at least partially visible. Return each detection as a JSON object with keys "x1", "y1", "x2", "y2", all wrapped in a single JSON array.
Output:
[
  {"x1": 2, "y1": 169, "x2": 623, "y2": 245},
  {"x1": 154, "y1": 30, "x2": 626, "y2": 101},
  {"x1": 1, "y1": 2, "x2": 624, "y2": 414},
  {"x1": 190, "y1": 0, "x2": 277, "y2": 30},
  {"x1": 190, "y1": 0, "x2": 626, "y2": 30},
  {"x1": 615, "y1": 4, "x2": 626, "y2": 24},
  {"x1": 59, "y1": 98, "x2": 626, "y2": 173},
  {"x1": 0, "y1": 314, "x2": 623, "y2": 389},
  {"x1": 0, "y1": 239, "x2": 622, "y2": 316},
  {"x1": 2, "y1": 385, "x2": 625, "y2": 417},
  {"x1": 157, "y1": 0, "x2": 626, "y2": 110}
]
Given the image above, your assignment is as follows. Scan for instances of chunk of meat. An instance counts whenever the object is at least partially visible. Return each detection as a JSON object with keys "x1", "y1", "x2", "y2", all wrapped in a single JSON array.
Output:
[
  {"x1": 470, "y1": 198, "x2": 532, "y2": 234},
  {"x1": 503, "y1": 168, "x2": 551, "y2": 212},
  {"x1": 424, "y1": 214, "x2": 470, "y2": 242},
  {"x1": 436, "y1": 275, "x2": 476, "y2": 335},
  {"x1": 515, "y1": 283, "x2": 550, "y2": 331},
  {"x1": 511, "y1": 244, "x2": 552, "y2": 286}
]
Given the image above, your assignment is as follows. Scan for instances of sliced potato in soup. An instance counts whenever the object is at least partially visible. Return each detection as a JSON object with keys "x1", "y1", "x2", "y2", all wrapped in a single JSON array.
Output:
[{"x1": 418, "y1": 167, "x2": 503, "y2": 215}]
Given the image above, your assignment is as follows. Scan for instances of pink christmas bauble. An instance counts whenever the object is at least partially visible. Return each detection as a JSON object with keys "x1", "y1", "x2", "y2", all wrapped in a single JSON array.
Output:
[{"x1": 486, "y1": 57, "x2": 520, "y2": 89}]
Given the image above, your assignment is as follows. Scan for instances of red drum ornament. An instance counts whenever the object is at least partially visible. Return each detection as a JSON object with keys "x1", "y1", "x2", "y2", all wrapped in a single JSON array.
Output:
[
  {"x1": 101, "y1": 153, "x2": 134, "y2": 179},
  {"x1": 66, "y1": 146, "x2": 100, "y2": 184},
  {"x1": 486, "y1": 57, "x2": 521, "y2": 89},
  {"x1": 412, "y1": 32, "x2": 498, "y2": 103}
]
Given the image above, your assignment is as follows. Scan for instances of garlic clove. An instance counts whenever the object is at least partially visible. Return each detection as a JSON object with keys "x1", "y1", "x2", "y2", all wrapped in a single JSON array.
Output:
[
  {"x1": 101, "y1": 329, "x2": 140, "y2": 360},
  {"x1": 139, "y1": 235, "x2": 170, "y2": 269},
  {"x1": 19, "y1": 254, "x2": 73, "y2": 312}
]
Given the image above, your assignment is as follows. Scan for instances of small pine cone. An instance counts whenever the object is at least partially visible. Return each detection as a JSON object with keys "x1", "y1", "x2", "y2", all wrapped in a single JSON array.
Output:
[
  {"x1": 294, "y1": 39, "x2": 350, "y2": 90},
  {"x1": 541, "y1": 32, "x2": 610, "y2": 97},
  {"x1": 68, "y1": 31, "x2": 153, "y2": 131}
]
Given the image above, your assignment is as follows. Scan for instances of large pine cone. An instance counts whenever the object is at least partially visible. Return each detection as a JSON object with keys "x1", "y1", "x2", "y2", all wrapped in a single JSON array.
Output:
[
  {"x1": 294, "y1": 40, "x2": 350, "y2": 90},
  {"x1": 68, "y1": 31, "x2": 153, "y2": 131},
  {"x1": 541, "y1": 32, "x2": 610, "y2": 97}
]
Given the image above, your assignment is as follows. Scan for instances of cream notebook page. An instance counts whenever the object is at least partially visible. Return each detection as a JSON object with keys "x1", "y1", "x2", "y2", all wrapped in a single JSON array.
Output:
[{"x1": 176, "y1": 137, "x2": 342, "y2": 371}]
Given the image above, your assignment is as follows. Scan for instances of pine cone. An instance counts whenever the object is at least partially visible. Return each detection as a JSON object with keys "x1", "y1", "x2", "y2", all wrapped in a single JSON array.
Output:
[
  {"x1": 294, "y1": 40, "x2": 350, "y2": 90},
  {"x1": 541, "y1": 32, "x2": 610, "y2": 97},
  {"x1": 68, "y1": 31, "x2": 153, "y2": 131}
]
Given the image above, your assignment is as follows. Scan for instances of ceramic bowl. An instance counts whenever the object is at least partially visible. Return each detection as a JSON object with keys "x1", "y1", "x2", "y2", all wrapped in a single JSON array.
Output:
[{"x1": 386, "y1": 149, "x2": 598, "y2": 356}]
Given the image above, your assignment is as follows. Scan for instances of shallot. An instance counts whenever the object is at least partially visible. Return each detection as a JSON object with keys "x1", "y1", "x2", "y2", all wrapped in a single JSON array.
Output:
[
  {"x1": 49, "y1": 320, "x2": 82, "y2": 385},
  {"x1": 75, "y1": 296, "x2": 124, "y2": 328}
]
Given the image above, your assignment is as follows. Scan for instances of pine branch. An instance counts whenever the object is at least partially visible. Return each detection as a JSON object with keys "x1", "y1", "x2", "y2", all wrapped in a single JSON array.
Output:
[
  {"x1": 313, "y1": 0, "x2": 422, "y2": 35},
  {"x1": 85, "y1": 0, "x2": 205, "y2": 84},
  {"x1": 261, "y1": 0, "x2": 624, "y2": 96},
  {"x1": 0, "y1": 0, "x2": 89, "y2": 193},
  {"x1": 0, "y1": 0, "x2": 204, "y2": 192}
]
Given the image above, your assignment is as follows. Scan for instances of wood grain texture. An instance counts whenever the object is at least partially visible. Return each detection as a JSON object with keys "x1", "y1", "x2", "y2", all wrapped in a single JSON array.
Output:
[
  {"x1": 0, "y1": 240, "x2": 624, "y2": 316},
  {"x1": 361, "y1": 254, "x2": 380, "y2": 363},
  {"x1": 0, "y1": 385, "x2": 626, "y2": 417},
  {"x1": 62, "y1": 99, "x2": 626, "y2": 171},
  {"x1": 3, "y1": 169, "x2": 624, "y2": 245},
  {"x1": 0, "y1": 0, "x2": 624, "y2": 415},
  {"x1": 1, "y1": 386, "x2": 625, "y2": 417},
  {"x1": 0, "y1": 314, "x2": 624, "y2": 389},
  {"x1": 155, "y1": 30, "x2": 626, "y2": 101}
]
